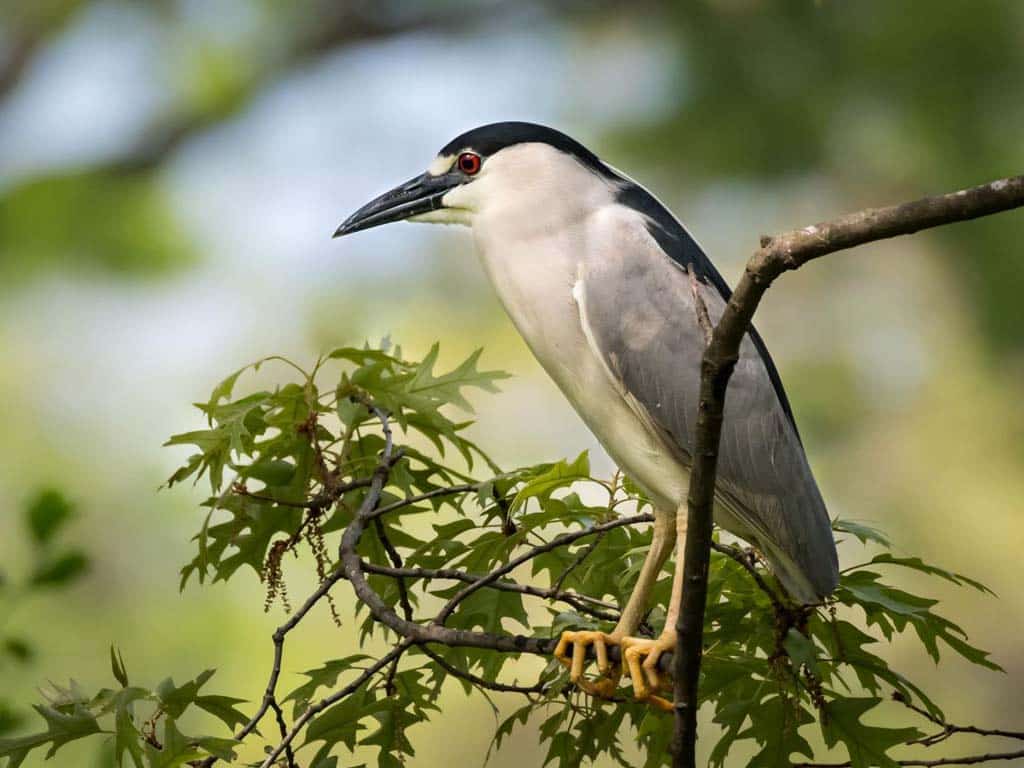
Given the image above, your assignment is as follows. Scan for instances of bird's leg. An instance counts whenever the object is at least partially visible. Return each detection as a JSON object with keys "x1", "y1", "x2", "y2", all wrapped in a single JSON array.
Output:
[
  {"x1": 619, "y1": 504, "x2": 688, "y2": 711},
  {"x1": 554, "y1": 508, "x2": 676, "y2": 699}
]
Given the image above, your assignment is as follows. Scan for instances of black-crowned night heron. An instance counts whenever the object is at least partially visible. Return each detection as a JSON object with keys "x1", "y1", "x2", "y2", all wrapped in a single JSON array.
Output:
[{"x1": 335, "y1": 122, "x2": 839, "y2": 709}]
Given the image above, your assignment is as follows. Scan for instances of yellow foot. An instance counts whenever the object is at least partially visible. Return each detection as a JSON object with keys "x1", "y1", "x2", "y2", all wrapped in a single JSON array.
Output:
[
  {"x1": 620, "y1": 633, "x2": 676, "y2": 712},
  {"x1": 553, "y1": 630, "x2": 622, "y2": 699}
]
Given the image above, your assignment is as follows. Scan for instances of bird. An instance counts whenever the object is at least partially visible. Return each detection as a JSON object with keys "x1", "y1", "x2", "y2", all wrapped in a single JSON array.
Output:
[{"x1": 334, "y1": 121, "x2": 839, "y2": 709}]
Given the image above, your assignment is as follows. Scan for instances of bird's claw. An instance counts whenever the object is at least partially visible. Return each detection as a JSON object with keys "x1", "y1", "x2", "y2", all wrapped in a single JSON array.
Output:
[
  {"x1": 553, "y1": 630, "x2": 678, "y2": 711},
  {"x1": 620, "y1": 633, "x2": 676, "y2": 712},
  {"x1": 553, "y1": 630, "x2": 622, "y2": 699}
]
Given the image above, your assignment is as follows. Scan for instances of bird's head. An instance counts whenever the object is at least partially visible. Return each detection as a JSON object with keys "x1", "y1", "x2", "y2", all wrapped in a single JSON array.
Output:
[{"x1": 334, "y1": 121, "x2": 618, "y2": 238}]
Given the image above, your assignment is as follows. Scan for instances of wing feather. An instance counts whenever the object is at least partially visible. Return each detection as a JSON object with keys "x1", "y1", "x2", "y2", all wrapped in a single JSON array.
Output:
[{"x1": 579, "y1": 222, "x2": 838, "y2": 602}]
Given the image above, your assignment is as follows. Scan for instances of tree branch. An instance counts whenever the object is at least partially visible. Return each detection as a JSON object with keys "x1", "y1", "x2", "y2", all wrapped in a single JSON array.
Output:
[
  {"x1": 897, "y1": 693, "x2": 1024, "y2": 747},
  {"x1": 360, "y1": 561, "x2": 621, "y2": 621},
  {"x1": 340, "y1": 498, "x2": 653, "y2": 655},
  {"x1": 259, "y1": 640, "x2": 412, "y2": 768},
  {"x1": 431, "y1": 516, "x2": 652, "y2": 627},
  {"x1": 417, "y1": 644, "x2": 548, "y2": 695},
  {"x1": 671, "y1": 174, "x2": 1024, "y2": 767},
  {"x1": 793, "y1": 749, "x2": 1024, "y2": 767}
]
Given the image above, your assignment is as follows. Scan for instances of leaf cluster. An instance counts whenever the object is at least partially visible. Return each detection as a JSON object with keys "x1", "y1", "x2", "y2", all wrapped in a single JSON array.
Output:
[
  {"x1": 3, "y1": 342, "x2": 1005, "y2": 768},
  {"x1": 0, "y1": 651, "x2": 245, "y2": 767}
]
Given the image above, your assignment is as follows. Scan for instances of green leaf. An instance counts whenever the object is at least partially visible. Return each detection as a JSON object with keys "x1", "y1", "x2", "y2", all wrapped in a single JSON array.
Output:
[
  {"x1": 832, "y1": 519, "x2": 891, "y2": 547},
  {"x1": 820, "y1": 697, "x2": 922, "y2": 768},
  {"x1": 839, "y1": 571, "x2": 936, "y2": 619},
  {"x1": 164, "y1": 392, "x2": 271, "y2": 491},
  {"x1": 511, "y1": 452, "x2": 591, "y2": 511},
  {"x1": 110, "y1": 645, "x2": 129, "y2": 687},
  {"x1": 143, "y1": 718, "x2": 205, "y2": 768},
  {"x1": 156, "y1": 669, "x2": 216, "y2": 719},
  {"x1": 303, "y1": 688, "x2": 379, "y2": 752},
  {"x1": 110, "y1": 688, "x2": 148, "y2": 768},
  {"x1": 244, "y1": 457, "x2": 296, "y2": 486},
  {"x1": 745, "y1": 695, "x2": 814, "y2": 768},
  {"x1": 361, "y1": 701, "x2": 417, "y2": 761},
  {"x1": 285, "y1": 655, "x2": 373, "y2": 712},
  {"x1": 194, "y1": 695, "x2": 249, "y2": 731},
  {"x1": 866, "y1": 553, "x2": 994, "y2": 595},
  {"x1": 30, "y1": 550, "x2": 89, "y2": 587},
  {"x1": 0, "y1": 703, "x2": 103, "y2": 767},
  {"x1": 24, "y1": 489, "x2": 74, "y2": 546},
  {"x1": 206, "y1": 366, "x2": 249, "y2": 410},
  {"x1": 708, "y1": 678, "x2": 770, "y2": 767},
  {"x1": 193, "y1": 736, "x2": 239, "y2": 760},
  {"x1": 783, "y1": 628, "x2": 822, "y2": 677},
  {"x1": 405, "y1": 344, "x2": 509, "y2": 412}
]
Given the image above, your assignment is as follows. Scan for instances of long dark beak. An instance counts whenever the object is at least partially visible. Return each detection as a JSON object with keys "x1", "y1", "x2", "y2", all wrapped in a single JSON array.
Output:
[{"x1": 334, "y1": 171, "x2": 460, "y2": 237}]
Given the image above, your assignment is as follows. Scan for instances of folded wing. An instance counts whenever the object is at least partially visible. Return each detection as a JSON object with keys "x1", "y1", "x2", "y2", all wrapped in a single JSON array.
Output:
[{"x1": 579, "y1": 221, "x2": 838, "y2": 602}]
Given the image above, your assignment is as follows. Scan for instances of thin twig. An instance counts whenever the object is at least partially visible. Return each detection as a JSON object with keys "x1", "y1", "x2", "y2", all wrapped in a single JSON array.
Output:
[
  {"x1": 418, "y1": 644, "x2": 548, "y2": 695},
  {"x1": 550, "y1": 532, "x2": 606, "y2": 595},
  {"x1": 268, "y1": 699, "x2": 296, "y2": 768},
  {"x1": 257, "y1": 405, "x2": 404, "y2": 767},
  {"x1": 710, "y1": 541, "x2": 786, "y2": 608},
  {"x1": 364, "y1": 483, "x2": 480, "y2": 520},
  {"x1": 340, "y1": 451, "x2": 653, "y2": 656},
  {"x1": 896, "y1": 694, "x2": 1024, "y2": 747},
  {"x1": 361, "y1": 561, "x2": 620, "y2": 621},
  {"x1": 374, "y1": 518, "x2": 414, "y2": 621},
  {"x1": 793, "y1": 750, "x2": 1024, "y2": 767},
  {"x1": 233, "y1": 477, "x2": 372, "y2": 510},
  {"x1": 259, "y1": 641, "x2": 413, "y2": 768},
  {"x1": 198, "y1": 537, "x2": 352, "y2": 766},
  {"x1": 374, "y1": 517, "x2": 413, "y2": 695},
  {"x1": 550, "y1": 472, "x2": 620, "y2": 594},
  {"x1": 432, "y1": 515, "x2": 654, "y2": 626}
]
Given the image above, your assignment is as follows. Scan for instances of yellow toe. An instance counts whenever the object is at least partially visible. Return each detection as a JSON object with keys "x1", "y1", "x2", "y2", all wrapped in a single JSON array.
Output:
[
  {"x1": 619, "y1": 634, "x2": 676, "y2": 711},
  {"x1": 552, "y1": 630, "x2": 622, "y2": 699}
]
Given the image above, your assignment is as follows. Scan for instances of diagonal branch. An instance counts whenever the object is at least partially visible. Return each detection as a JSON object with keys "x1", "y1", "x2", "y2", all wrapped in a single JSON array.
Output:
[
  {"x1": 259, "y1": 640, "x2": 413, "y2": 768},
  {"x1": 671, "y1": 174, "x2": 1024, "y2": 768},
  {"x1": 360, "y1": 561, "x2": 620, "y2": 621},
  {"x1": 431, "y1": 516, "x2": 652, "y2": 627},
  {"x1": 896, "y1": 693, "x2": 1024, "y2": 747},
  {"x1": 340, "y1": 501, "x2": 653, "y2": 654},
  {"x1": 793, "y1": 749, "x2": 1024, "y2": 767},
  {"x1": 417, "y1": 644, "x2": 549, "y2": 695}
]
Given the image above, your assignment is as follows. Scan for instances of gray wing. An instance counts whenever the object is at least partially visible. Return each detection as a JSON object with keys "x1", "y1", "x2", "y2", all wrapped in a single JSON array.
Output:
[{"x1": 580, "y1": 236, "x2": 838, "y2": 602}]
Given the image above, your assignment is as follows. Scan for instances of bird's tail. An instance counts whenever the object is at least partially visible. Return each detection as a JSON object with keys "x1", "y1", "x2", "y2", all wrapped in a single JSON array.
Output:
[{"x1": 755, "y1": 511, "x2": 839, "y2": 605}]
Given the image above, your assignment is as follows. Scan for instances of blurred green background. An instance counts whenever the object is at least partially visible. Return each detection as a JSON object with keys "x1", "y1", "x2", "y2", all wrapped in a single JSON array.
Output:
[{"x1": 1, "y1": 1, "x2": 1022, "y2": 765}]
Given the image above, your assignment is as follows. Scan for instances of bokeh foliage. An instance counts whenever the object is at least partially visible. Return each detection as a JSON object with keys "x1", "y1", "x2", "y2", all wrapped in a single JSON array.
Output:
[
  {"x1": 0, "y1": 490, "x2": 90, "y2": 740},
  {"x1": 1, "y1": 343, "x2": 1002, "y2": 767},
  {"x1": 2, "y1": 2, "x2": 1023, "y2": 766},
  {"x1": 3, "y1": 0, "x2": 1023, "y2": 354}
]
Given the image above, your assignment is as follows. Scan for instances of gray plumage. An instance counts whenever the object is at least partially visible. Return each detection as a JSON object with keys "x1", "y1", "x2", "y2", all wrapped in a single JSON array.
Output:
[{"x1": 582, "y1": 245, "x2": 838, "y2": 603}]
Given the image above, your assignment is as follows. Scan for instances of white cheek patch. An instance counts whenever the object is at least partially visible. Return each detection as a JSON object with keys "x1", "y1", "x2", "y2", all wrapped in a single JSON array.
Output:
[
  {"x1": 408, "y1": 208, "x2": 472, "y2": 226},
  {"x1": 428, "y1": 154, "x2": 456, "y2": 176},
  {"x1": 408, "y1": 186, "x2": 474, "y2": 226}
]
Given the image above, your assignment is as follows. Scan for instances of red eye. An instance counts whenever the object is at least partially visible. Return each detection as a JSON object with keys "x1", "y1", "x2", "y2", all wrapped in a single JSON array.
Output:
[{"x1": 458, "y1": 152, "x2": 481, "y2": 175}]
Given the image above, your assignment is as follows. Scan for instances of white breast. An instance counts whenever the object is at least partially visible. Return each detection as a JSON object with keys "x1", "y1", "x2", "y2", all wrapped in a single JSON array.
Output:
[{"x1": 471, "y1": 201, "x2": 691, "y2": 510}]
